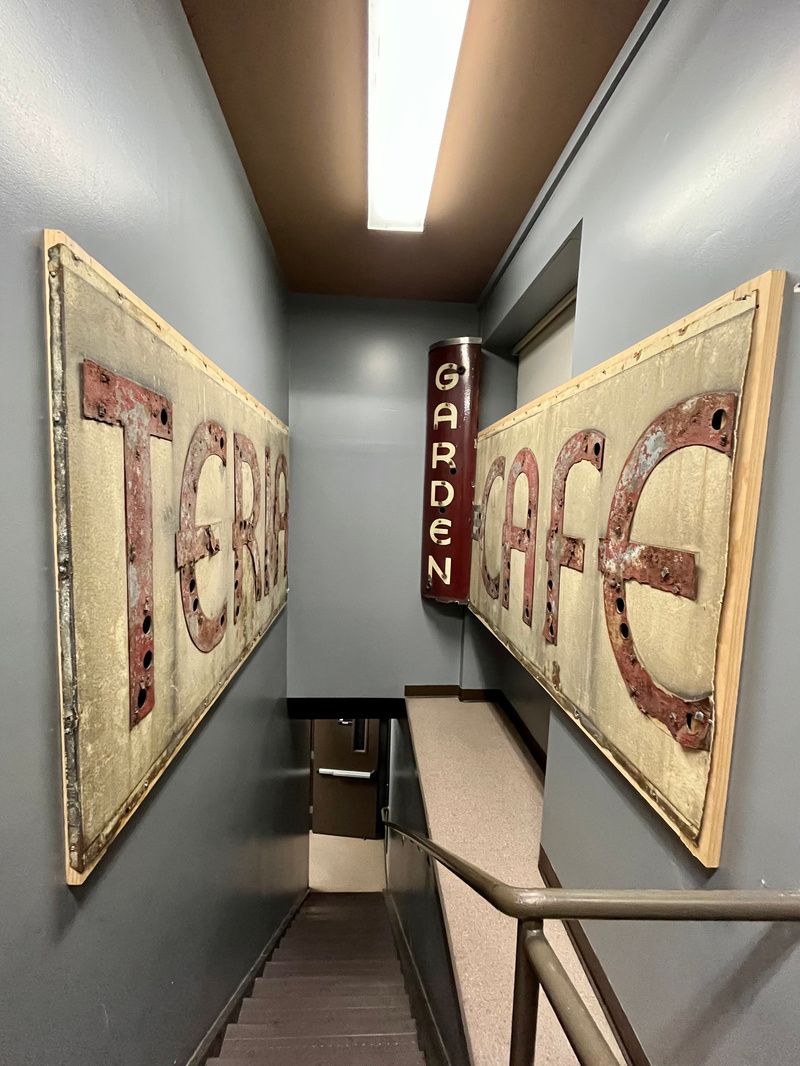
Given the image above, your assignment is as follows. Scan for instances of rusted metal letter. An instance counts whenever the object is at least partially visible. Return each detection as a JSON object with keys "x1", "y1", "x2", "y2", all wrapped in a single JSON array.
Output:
[
  {"x1": 544, "y1": 430, "x2": 605, "y2": 644},
  {"x1": 598, "y1": 391, "x2": 738, "y2": 749},
  {"x1": 263, "y1": 446, "x2": 272, "y2": 594},
  {"x1": 232, "y1": 433, "x2": 263, "y2": 623},
  {"x1": 175, "y1": 421, "x2": 227, "y2": 652},
  {"x1": 502, "y1": 449, "x2": 539, "y2": 625},
  {"x1": 272, "y1": 452, "x2": 289, "y2": 584},
  {"x1": 81, "y1": 359, "x2": 172, "y2": 727},
  {"x1": 478, "y1": 457, "x2": 505, "y2": 599}
]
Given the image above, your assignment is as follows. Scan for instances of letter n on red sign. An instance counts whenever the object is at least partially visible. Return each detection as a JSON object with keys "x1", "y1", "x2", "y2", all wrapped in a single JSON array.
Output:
[{"x1": 420, "y1": 338, "x2": 481, "y2": 603}]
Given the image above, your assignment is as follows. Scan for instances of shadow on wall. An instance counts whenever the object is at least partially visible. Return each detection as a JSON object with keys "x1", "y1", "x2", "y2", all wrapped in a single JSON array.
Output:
[
  {"x1": 461, "y1": 612, "x2": 551, "y2": 756},
  {"x1": 669, "y1": 923, "x2": 800, "y2": 1065}
]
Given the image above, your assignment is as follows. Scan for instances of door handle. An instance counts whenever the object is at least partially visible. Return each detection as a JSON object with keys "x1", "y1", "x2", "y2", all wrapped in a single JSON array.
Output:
[{"x1": 317, "y1": 768, "x2": 374, "y2": 780}]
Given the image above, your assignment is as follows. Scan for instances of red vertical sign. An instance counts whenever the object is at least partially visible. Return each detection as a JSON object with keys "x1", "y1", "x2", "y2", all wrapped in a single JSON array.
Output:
[{"x1": 421, "y1": 338, "x2": 481, "y2": 603}]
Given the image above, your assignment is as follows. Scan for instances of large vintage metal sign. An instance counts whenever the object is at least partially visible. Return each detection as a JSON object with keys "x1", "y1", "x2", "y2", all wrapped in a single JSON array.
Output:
[
  {"x1": 46, "y1": 232, "x2": 289, "y2": 883},
  {"x1": 470, "y1": 273, "x2": 784, "y2": 866},
  {"x1": 420, "y1": 337, "x2": 481, "y2": 603}
]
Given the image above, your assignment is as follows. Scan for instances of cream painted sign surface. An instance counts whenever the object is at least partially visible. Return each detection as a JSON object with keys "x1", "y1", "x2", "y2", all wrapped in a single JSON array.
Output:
[
  {"x1": 470, "y1": 274, "x2": 783, "y2": 866},
  {"x1": 46, "y1": 232, "x2": 288, "y2": 883}
]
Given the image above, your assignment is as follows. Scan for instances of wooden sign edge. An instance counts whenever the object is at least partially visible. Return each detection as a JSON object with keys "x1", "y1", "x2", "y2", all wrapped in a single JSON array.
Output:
[
  {"x1": 472, "y1": 271, "x2": 785, "y2": 868},
  {"x1": 44, "y1": 230, "x2": 289, "y2": 885}
]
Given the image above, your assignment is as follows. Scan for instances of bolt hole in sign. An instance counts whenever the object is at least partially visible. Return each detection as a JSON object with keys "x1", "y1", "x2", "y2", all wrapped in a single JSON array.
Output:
[{"x1": 421, "y1": 338, "x2": 481, "y2": 603}]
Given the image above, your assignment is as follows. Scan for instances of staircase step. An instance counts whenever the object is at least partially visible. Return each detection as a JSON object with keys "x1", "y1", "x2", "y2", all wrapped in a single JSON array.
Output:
[
  {"x1": 254, "y1": 976, "x2": 405, "y2": 995},
  {"x1": 283, "y1": 925, "x2": 394, "y2": 942},
  {"x1": 302, "y1": 895, "x2": 386, "y2": 903},
  {"x1": 285, "y1": 926, "x2": 392, "y2": 940},
  {"x1": 300, "y1": 904, "x2": 388, "y2": 916},
  {"x1": 221, "y1": 1029, "x2": 421, "y2": 1047},
  {"x1": 211, "y1": 1058, "x2": 423, "y2": 1066},
  {"x1": 293, "y1": 908, "x2": 388, "y2": 916},
  {"x1": 263, "y1": 960, "x2": 402, "y2": 976},
  {"x1": 297, "y1": 910, "x2": 388, "y2": 922},
  {"x1": 211, "y1": 1054, "x2": 423, "y2": 1066},
  {"x1": 238, "y1": 999, "x2": 414, "y2": 1025},
  {"x1": 237, "y1": 1002, "x2": 416, "y2": 1027},
  {"x1": 249, "y1": 991, "x2": 407, "y2": 1008},
  {"x1": 275, "y1": 944, "x2": 397, "y2": 961},
  {"x1": 210, "y1": 1034, "x2": 423, "y2": 1064},
  {"x1": 284, "y1": 931, "x2": 392, "y2": 946},
  {"x1": 221, "y1": 1006, "x2": 416, "y2": 1039},
  {"x1": 211, "y1": 893, "x2": 422, "y2": 1064}
]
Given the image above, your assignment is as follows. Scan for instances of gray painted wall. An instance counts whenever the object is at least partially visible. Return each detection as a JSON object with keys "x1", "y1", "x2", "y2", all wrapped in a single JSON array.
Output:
[
  {"x1": 287, "y1": 295, "x2": 480, "y2": 697},
  {"x1": 0, "y1": 2, "x2": 308, "y2": 1063},
  {"x1": 482, "y1": 1, "x2": 800, "y2": 1063}
]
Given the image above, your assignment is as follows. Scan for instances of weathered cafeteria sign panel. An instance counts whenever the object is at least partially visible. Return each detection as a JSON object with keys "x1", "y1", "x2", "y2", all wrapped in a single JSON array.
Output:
[
  {"x1": 470, "y1": 273, "x2": 784, "y2": 866},
  {"x1": 46, "y1": 232, "x2": 289, "y2": 883}
]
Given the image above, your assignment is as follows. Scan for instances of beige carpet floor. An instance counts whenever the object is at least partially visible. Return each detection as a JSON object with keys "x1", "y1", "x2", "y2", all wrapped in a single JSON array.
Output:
[
  {"x1": 406, "y1": 696, "x2": 624, "y2": 1066},
  {"x1": 308, "y1": 831, "x2": 386, "y2": 892}
]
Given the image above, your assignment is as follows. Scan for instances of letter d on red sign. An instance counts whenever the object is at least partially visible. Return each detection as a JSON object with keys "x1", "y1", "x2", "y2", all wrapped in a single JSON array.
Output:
[{"x1": 421, "y1": 338, "x2": 481, "y2": 603}]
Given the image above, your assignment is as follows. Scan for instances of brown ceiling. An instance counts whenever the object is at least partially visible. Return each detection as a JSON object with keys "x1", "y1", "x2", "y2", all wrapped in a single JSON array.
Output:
[{"x1": 183, "y1": 0, "x2": 647, "y2": 302}]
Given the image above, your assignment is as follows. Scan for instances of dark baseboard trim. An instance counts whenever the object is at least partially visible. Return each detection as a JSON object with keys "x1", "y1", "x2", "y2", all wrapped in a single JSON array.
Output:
[
  {"x1": 384, "y1": 889, "x2": 453, "y2": 1066},
  {"x1": 288, "y1": 697, "x2": 407, "y2": 719},
  {"x1": 404, "y1": 684, "x2": 461, "y2": 698},
  {"x1": 538, "y1": 848, "x2": 650, "y2": 1066},
  {"x1": 185, "y1": 888, "x2": 308, "y2": 1066}
]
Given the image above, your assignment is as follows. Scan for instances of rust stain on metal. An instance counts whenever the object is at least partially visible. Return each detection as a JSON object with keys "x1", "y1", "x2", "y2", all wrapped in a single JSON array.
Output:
[
  {"x1": 263, "y1": 446, "x2": 272, "y2": 593},
  {"x1": 175, "y1": 421, "x2": 227, "y2": 652},
  {"x1": 598, "y1": 391, "x2": 738, "y2": 749},
  {"x1": 81, "y1": 359, "x2": 173, "y2": 728},
  {"x1": 478, "y1": 456, "x2": 505, "y2": 599},
  {"x1": 544, "y1": 430, "x2": 605, "y2": 644},
  {"x1": 232, "y1": 433, "x2": 263, "y2": 623},
  {"x1": 502, "y1": 448, "x2": 538, "y2": 626},
  {"x1": 551, "y1": 660, "x2": 561, "y2": 691}
]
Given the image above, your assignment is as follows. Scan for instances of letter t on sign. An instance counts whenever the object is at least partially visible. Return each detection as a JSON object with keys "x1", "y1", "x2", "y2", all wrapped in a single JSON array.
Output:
[
  {"x1": 420, "y1": 338, "x2": 481, "y2": 603},
  {"x1": 81, "y1": 359, "x2": 172, "y2": 727}
]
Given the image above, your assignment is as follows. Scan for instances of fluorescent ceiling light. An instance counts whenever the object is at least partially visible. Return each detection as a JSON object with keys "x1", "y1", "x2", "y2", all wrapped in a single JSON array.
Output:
[{"x1": 368, "y1": 0, "x2": 470, "y2": 232}]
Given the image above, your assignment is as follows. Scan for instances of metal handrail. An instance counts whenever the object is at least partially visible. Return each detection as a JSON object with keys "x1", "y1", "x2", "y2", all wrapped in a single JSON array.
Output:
[{"x1": 382, "y1": 811, "x2": 800, "y2": 1066}]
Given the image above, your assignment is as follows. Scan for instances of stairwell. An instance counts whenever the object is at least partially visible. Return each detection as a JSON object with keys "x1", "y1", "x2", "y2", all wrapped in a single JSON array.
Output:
[{"x1": 208, "y1": 892, "x2": 426, "y2": 1066}]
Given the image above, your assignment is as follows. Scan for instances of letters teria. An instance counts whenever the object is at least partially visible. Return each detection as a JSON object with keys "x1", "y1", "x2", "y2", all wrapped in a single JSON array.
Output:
[
  {"x1": 47, "y1": 233, "x2": 289, "y2": 881},
  {"x1": 420, "y1": 338, "x2": 481, "y2": 603}
]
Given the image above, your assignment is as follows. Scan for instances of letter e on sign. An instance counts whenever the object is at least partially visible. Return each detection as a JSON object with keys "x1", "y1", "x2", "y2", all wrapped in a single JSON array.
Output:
[{"x1": 420, "y1": 338, "x2": 481, "y2": 603}]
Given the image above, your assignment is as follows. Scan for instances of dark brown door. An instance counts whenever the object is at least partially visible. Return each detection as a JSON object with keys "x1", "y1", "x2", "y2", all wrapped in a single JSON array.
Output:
[{"x1": 311, "y1": 718, "x2": 381, "y2": 838}]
